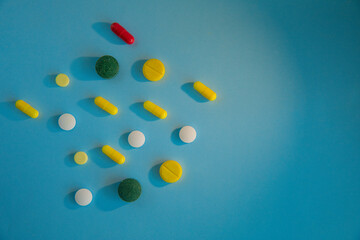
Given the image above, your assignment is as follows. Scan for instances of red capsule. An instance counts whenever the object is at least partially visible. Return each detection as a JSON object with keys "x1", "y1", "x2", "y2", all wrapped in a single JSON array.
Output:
[{"x1": 111, "y1": 22, "x2": 134, "y2": 45}]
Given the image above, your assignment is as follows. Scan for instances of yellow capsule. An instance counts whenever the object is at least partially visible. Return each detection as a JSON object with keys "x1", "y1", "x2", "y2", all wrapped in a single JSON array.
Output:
[
  {"x1": 193, "y1": 81, "x2": 217, "y2": 101},
  {"x1": 102, "y1": 145, "x2": 125, "y2": 164},
  {"x1": 94, "y1": 96, "x2": 118, "y2": 115},
  {"x1": 15, "y1": 100, "x2": 39, "y2": 118},
  {"x1": 143, "y1": 101, "x2": 167, "y2": 119}
]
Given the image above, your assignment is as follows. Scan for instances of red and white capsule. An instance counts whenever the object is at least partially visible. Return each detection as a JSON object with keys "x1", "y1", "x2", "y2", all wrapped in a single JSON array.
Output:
[{"x1": 111, "y1": 22, "x2": 134, "y2": 45}]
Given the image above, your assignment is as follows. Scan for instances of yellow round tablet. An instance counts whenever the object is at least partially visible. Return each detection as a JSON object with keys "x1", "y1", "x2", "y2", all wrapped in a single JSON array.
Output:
[
  {"x1": 74, "y1": 152, "x2": 88, "y2": 165},
  {"x1": 142, "y1": 59, "x2": 165, "y2": 81},
  {"x1": 159, "y1": 160, "x2": 182, "y2": 183},
  {"x1": 55, "y1": 73, "x2": 70, "y2": 87}
]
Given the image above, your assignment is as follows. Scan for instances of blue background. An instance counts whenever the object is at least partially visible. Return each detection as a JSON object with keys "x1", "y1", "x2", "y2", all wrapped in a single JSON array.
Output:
[{"x1": 0, "y1": 0, "x2": 360, "y2": 239}]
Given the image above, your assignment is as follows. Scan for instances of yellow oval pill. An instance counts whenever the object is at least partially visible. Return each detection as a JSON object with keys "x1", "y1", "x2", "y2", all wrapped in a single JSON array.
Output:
[
  {"x1": 160, "y1": 160, "x2": 182, "y2": 183},
  {"x1": 142, "y1": 59, "x2": 165, "y2": 81},
  {"x1": 55, "y1": 73, "x2": 70, "y2": 87},
  {"x1": 74, "y1": 151, "x2": 88, "y2": 165},
  {"x1": 193, "y1": 81, "x2": 217, "y2": 101},
  {"x1": 15, "y1": 100, "x2": 39, "y2": 118},
  {"x1": 94, "y1": 96, "x2": 118, "y2": 115},
  {"x1": 143, "y1": 101, "x2": 167, "y2": 119},
  {"x1": 102, "y1": 145, "x2": 125, "y2": 164}
]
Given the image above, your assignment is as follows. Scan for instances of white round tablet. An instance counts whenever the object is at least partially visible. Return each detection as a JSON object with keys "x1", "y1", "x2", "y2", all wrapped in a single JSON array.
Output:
[
  {"x1": 128, "y1": 130, "x2": 145, "y2": 148},
  {"x1": 58, "y1": 113, "x2": 76, "y2": 131},
  {"x1": 75, "y1": 188, "x2": 92, "y2": 206},
  {"x1": 179, "y1": 126, "x2": 197, "y2": 143}
]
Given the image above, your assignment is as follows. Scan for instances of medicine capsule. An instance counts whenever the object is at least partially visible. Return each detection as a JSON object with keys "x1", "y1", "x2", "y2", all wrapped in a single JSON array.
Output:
[
  {"x1": 15, "y1": 100, "x2": 39, "y2": 118},
  {"x1": 102, "y1": 145, "x2": 125, "y2": 164},
  {"x1": 111, "y1": 22, "x2": 134, "y2": 45},
  {"x1": 94, "y1": 96, "x2": 118, "y2": 115},
  {"x1": 193, "y1": 81, "x2": 217, "y2": 101},
  {"x1": 143, "y1": 101, "x2": 167, "y2": 119}
]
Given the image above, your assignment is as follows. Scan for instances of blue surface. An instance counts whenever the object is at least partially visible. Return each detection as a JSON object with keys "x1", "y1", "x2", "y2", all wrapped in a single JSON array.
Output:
[{"x1": 0, "y1": 0, "x2": 360, "y2": 239}]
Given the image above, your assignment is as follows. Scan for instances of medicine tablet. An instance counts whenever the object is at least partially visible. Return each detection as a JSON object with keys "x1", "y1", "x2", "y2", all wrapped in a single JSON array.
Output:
[
  {"x1": 118, "y1": 178, "x2": 141, "y2": 202},
  {"x1": 58, "y1": 113, "x2": 76, "y2": 131},
  {"x1": 95, "y1": 55, "x2": 119, "y2": 79},
  {"x1": 160, "y1": 160, "x2": 182, "y2": 183},
  {"x1": 179, "y1": 126, "x2": 197, "y2": 143},
  {"x1": 55, "y1": 73, "x2": 70, "y2": 87},
  {"x1": 74, "y1": 152, "x2": 88, "y2": 165},
  {"x1": 128, "y1": 130, "x2": 145, "y2": 148},
  {"x1": 75, "y1": 188, "x2": 92, "y2": 206},
  {"x1": 142, "y1": 59, "x2": 165, "y2": 81}
]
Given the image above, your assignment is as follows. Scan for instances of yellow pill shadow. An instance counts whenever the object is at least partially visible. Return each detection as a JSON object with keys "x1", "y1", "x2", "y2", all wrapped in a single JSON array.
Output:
[
  {"x1": 181, "y1": 82, "x2": 217, "y2": 102},
  {"x1": 64, "y1": 152, "x2": 81, "y2": 167},
  {"x1": 78, "y1": 98, "x2": 114, "y2": 117},
  {"x1": 0, "y1": 100, "x2": 31, "y2": 121},
  {"x1": 86, "y1": 147, "x2": 119, "y2": 168},
  {"x1": 148, "y1": 163, "x2": 170, "y2": 187},
  {"x1": 43, "y1": 74, "x2": 59, "y2": 88},
  {"x1": 131, "y1": 59, "x2": 149, "y2": 82},
  {"x1": 129, "y1": 102, "x2": 162, "y2": 121}
]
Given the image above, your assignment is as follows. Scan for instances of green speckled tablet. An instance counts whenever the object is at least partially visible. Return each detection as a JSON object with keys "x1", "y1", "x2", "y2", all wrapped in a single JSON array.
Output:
[
  {"x1": 95, "y1": 55, "x2": 119, "y2": 79},
  {"x1": 118, "y1": 178, "x2": 141, "y2": 202}
]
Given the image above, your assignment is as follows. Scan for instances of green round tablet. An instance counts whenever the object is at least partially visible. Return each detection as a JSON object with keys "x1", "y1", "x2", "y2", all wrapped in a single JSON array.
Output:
[
  {"x1": 95, "y1": 55, "x2": 119, "y2": 79},
  {"x1": 118, "y1": 178, "x2": 142, "y2": 202}
]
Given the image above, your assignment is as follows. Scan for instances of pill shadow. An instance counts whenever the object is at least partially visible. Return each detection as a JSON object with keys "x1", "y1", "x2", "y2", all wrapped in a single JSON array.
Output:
[
  {"x1": 92, "y1": 22, "x2": 126, "y2": 45},
  {"x1": 119, "y1": 131, "x2": 133, "y2": 150},
  {"x1": 88, "y1": 146, "x2": 117, "y2": 168},
  {"x1": 95, "y1": 181, "x2": 128, "y2": 211},
  {"x1": 131, "y1": 60, "x2": 148, "y2": 82},
  {"x1": 78, "y1": 98, "x2": 108, "y2": 117},
  {"x1": 0, "y1": 100, "x2": 29, "y2": 121},
  {"x1": 70, "y1": 57, "x2": 102, "y2": 81},
  {"x1": 129, "y1": 102, "x2": 159, "y2": 121},
  {"x1": 63, "y1": 189, "x2": 80, "y2": 210},
  {"x1": 148, "y1": 163, "x2": 169, "y2": 188},
  {"x1": 171, "y1": 127, "x2": 186, "y2": 146},
  {"x1": 46, "y1": 115, "x2": 61, "y2": 132},
  {"x1": 43, "y1": 74, "x2": 58, "y2": 88},
  {"x1": 181, "y1": 82, "x2": 208, "y2": 103},
  {"x1": 64, "y1": 152, "x2": 77, "y2": 167}
]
